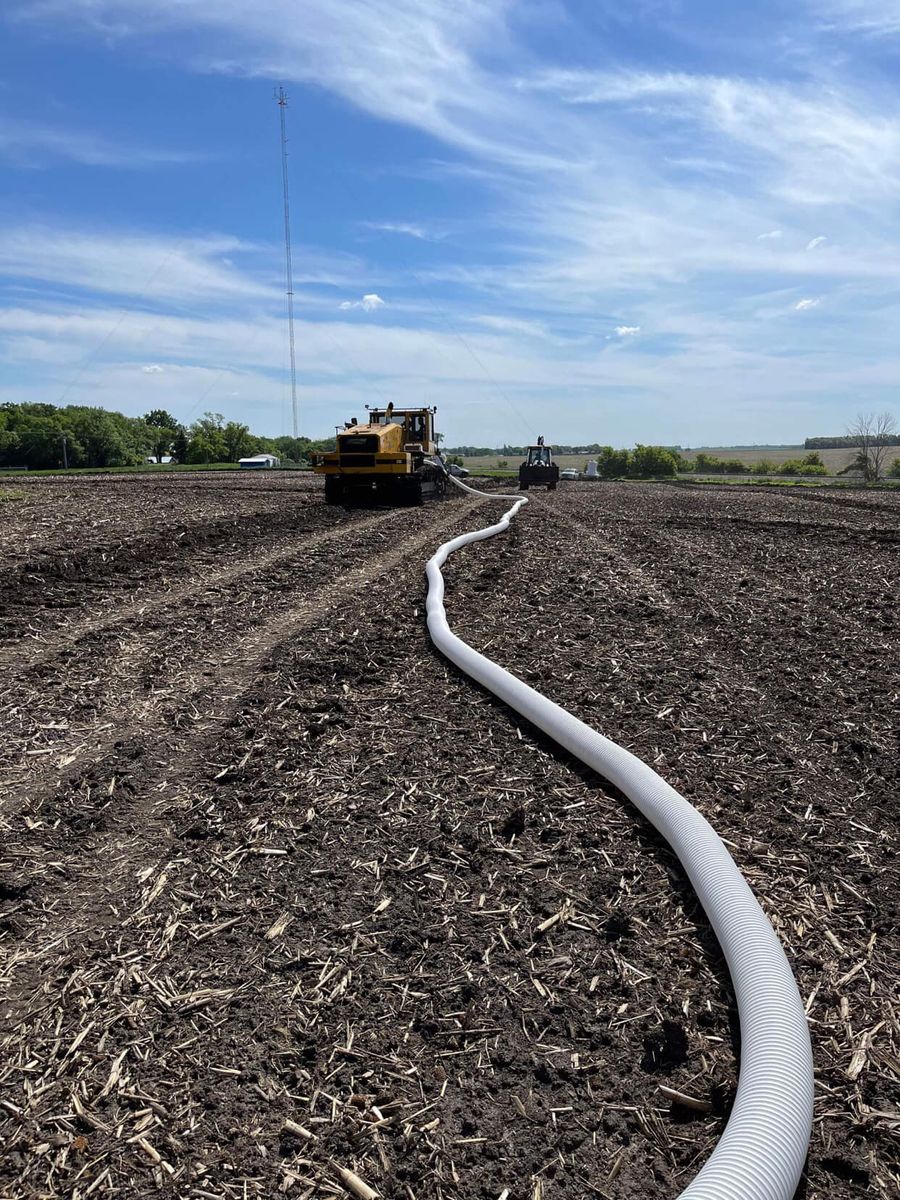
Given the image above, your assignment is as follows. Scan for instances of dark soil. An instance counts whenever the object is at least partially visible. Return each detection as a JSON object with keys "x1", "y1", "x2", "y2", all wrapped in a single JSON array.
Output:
[{"x1": 0, "y1": 474, "x2": 897, "y2": 1200}]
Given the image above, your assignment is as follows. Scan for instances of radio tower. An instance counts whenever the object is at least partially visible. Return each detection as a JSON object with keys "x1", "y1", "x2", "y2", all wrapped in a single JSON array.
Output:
[{"x1": 276, "y1": 85, "x2": 299, "y2": 439}]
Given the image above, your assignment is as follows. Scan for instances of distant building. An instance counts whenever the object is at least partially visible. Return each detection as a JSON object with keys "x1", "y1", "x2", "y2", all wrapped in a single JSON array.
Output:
[
  {"x1": 239, "y1": 453, "x2": 280, "y2": 469},
  {"x1": 146, "y1": 456, "x2": 174, "y2": 464}
]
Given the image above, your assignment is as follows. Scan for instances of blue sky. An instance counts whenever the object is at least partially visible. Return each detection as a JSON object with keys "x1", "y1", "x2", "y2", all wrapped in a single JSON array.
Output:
[{"x1": 2, "y1": 1, "x2": 900, "y2": 446}]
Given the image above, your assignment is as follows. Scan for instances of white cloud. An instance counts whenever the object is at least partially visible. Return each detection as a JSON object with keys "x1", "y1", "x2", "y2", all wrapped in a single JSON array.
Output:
[
  {"x1": 757, "y1": 230, "x2": 782, "y2": 240},
  {"x1": 615, "y1": 325, "x2": 641, "y2": 336},
  {"x1": 0, "y1": 114, "x2": 197, "y2": 168},
  {"x1": 525, "y1": 68, "x2": 900, "y2": 206},
  {"x1": 471, "y1": 314, "x2": 548, "y2": 338},
  {"x1": 818, "y1": 2, "x2": 900, "y2": 35},
  {"x1": 339, "y1": 293, "x2": 386, "y2": 312},
  {"x1": 142, "y1": 363, "x2": 164, "y2": 373},
  {"x1": 363, "y1": 221, "x2": 435, "y2": 240},
  {"x1": 806, "y1": 236, "x2": 828, "y2": 251},
  {"x1": 795, "y1": 298, "x2": 821, "y2": 311},
  {"x1": 0, "y1": 225, "x2": 275, "y2": 304}
]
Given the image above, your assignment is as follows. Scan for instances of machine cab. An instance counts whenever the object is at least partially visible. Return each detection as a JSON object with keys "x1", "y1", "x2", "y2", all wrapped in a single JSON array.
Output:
[
  {"x1": 367, "y1": 405, "x2": 435, "y2": 452},
  {"x1": 525, "y1": 445, "x2": 553, "y2": 468}
]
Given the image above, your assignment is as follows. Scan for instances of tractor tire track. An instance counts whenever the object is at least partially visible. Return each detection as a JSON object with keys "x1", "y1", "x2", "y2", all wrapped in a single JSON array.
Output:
[
  {"x1": 0, "y1": 505, "x2": 395, "y2": 675},
  {"x1": 1, "y1": 498, "x2": 484, "y2": 806},
  {"x1": 0, "y1": 495, "x2": 489, "y2": 970}
]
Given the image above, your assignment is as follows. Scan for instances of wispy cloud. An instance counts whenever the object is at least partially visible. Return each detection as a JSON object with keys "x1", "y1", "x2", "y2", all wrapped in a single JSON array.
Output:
[
  {"x1": 758, "y1": 230, "x2": 782, "y2": 240},
  {"x1": 795, "y1": 297, "x2": 821, "y2": 311},
  {"x1": 806, "y1": 236, "x2": 828, "y2": 251},
  {"x1": 362, "y1": 221, "x2": 440, "y2": 241},
  {"x1": 0, "y1": 225, "x2": 275, "y2": 304},
  {"x1": 524, "y1": 68, "x2": 900, "y2": 205},
  {"x1": 818, "y1": 1, "x2": 900, "y2": 35},
  {"x1": 470, "y1": 314, "x2": 548, "y2": 338},
  {"x1": 11, "y1": 0, "x2": 551, "y2": 166},
  {"x1": 615, "y1": 325, "x2": 641, "y2": 337},
  {"x1": 0, "y1": 114, "x2": 197, "y2": 168}
]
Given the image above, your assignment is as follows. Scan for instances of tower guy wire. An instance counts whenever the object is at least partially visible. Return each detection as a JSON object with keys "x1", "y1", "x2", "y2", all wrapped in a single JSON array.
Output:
[{"x1": 276, "y1": 84, "x2": 299, "y2": 440}]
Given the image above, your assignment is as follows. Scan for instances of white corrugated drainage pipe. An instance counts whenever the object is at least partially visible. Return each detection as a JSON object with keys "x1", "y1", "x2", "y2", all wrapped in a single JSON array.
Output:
[{"x1": 425, "y1": 474, "x2": 813, "y2": 1200}]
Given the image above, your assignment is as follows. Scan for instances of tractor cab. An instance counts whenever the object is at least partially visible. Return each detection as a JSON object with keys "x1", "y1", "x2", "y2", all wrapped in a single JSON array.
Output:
[
  {"x1": 519, "y1": 439, "x2": 559, "y2": 491},
  {"x1": 366, "y1": 405, "x2": 433, "y2": 452},
  {"x1": 525, "y1": 445, "x2": 553, "y2": 469}
]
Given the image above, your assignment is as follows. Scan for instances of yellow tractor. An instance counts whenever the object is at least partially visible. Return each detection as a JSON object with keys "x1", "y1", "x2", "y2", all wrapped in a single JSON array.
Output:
[{"x1": 312, "y1": 404, "x2": 447, "y2": 505}]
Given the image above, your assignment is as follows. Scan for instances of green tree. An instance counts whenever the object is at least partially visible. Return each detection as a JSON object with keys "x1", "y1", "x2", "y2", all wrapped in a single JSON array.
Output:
[
  {"x1": 776, "y1": 458, "x2": 824, "y2": 476},
  {"x1": 222, "y1": 421, "x2": 253, "y2": 462},
  {"x1": 63, "y1": 406, "x2": 149, "y2": 467},
  {"x1": 272, "y1": 436, "x2": 302, "y2": 463},
  {"x1": 596, "y1": 446, "x2": 631, "y2": 478},
  {"x1": 694, "y1": 452, "x2": 723, "y2": 474},
  {"x1": 0, "y1": 429, "x2": 23, "y2": 466},
  {"x1": 171, "y1": 425, "x2": 190, "y2": 463},
  {"x1": 888, "y1": 458, "x2": 900, "y2": 478},
  {"x1": 1, "y1": 403, "x2": 70, "y2": 468},
  {"x1": 144, "y1": 409, "x2": 179, "y2": 462},
  {"x1": 187, "y1": 413, "x2": 228, "y2": 464},
  {"x1": 272, "y1": 435, "x2": 331, "y2": 463},
  {"x1": 630, "y1": 444, "x2": 678, "y2": 478}
]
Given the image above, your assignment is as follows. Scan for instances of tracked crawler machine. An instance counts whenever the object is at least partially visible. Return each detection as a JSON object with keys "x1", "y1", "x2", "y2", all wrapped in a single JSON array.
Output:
[{"x1": 313, "y1": 404, "x2": 446, "y2": 505}]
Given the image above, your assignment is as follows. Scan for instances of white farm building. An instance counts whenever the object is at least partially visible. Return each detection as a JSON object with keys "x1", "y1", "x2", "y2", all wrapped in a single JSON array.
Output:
[{"x1": 238, "y1": 454, "x2": 280, "y2": 470}]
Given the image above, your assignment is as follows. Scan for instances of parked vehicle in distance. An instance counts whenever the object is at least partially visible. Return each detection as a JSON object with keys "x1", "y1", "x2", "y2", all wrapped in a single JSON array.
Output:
[
  {"x1": 560, "y1": 468, "x2": 580, "y2": 481},
  {"x1": 448, "y1": 462, "x2": 470, "y2": 478}
]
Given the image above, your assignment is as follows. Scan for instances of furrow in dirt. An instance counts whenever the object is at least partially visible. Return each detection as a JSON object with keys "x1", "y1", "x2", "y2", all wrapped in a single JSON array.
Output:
[
  {"x1": 0, "y1": 506, "x2": 397, "y2": 674},
  {"x1": 0, "y1": 494, "x2": 490, "y2": 958}
]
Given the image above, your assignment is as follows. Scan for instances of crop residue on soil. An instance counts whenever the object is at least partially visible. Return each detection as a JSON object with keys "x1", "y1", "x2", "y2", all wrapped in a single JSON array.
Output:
[{"x1": 0, "y1": 472, "x2": 897, "y2": 1199}]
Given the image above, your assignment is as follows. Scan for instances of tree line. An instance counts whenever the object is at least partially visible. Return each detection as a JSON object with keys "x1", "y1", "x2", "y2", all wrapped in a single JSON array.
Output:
[
  {"x1": 447, "y1": 442, "x2": 618, "y2": 457},
  {"x1": 456, "y1": 412, "x2": 900, "y2": 482},
  {"x1": 687, "y1": 452, "x2": 827, "y2": 476},
  {"x1": 4, "y1": 401, "x2": 897, "y2": 481},
  {"x1": 0, "y1": 403, "x2": 335, "y2": 470}
]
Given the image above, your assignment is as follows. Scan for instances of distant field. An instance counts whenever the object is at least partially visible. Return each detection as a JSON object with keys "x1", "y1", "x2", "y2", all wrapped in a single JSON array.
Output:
[
  {"x1": 681, "y1": 446, "x2": 858, "y2": 472},
  {"x1": 461, "y1": 446, "x2": 900, "y2": 475}
]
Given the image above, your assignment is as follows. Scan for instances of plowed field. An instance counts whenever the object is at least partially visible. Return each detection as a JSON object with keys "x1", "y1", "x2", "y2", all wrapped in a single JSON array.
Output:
[{"x1": 1, "y1": 473, "x2": 897, "y2": 1200}]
